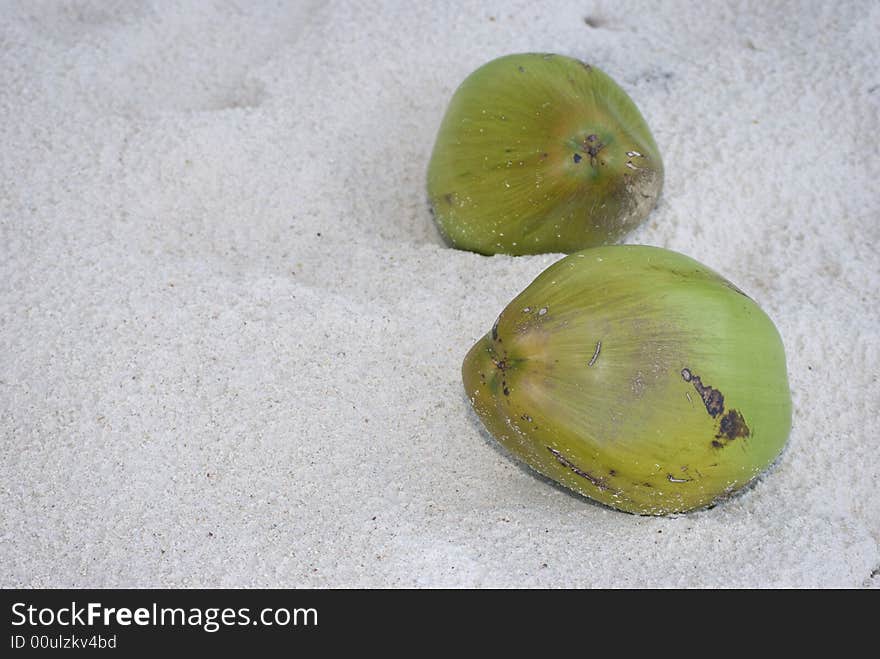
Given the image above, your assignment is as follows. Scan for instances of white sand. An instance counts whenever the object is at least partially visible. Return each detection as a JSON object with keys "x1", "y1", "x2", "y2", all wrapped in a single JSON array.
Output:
[{"x1": 2, "y1": 0, "x2": 878, "y2": 588}]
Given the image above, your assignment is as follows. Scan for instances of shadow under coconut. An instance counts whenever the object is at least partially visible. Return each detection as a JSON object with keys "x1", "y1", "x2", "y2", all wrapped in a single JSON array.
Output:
[{"x1": 460, "y1": 391, "x2": 612, "y2": 512}]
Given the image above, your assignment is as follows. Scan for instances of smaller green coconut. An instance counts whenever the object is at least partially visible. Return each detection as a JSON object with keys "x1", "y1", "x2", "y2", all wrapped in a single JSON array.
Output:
[
  {"x1": 427, "y1": 53, "x2": 663, "y2": 256},
  {"x1": 462, "y1": 246, "x2": 792, "y2": 514}
]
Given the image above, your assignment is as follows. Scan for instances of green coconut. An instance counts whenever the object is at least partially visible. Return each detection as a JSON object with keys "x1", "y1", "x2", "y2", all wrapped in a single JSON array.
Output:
[
  {"x1": 427, "y1": 53, "x2": 663, "y2": 255},
  {"x1": 462, "y1": 246, "x2": 791, "y2": 514}
]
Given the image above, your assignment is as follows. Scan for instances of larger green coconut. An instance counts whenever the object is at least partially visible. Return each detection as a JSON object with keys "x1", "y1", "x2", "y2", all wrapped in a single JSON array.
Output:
[{"x1": 462, "y1": 246, "x2": 792, "y2": 514}]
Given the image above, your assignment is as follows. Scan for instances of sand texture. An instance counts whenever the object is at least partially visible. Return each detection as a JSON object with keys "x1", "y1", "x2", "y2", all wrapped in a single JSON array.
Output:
[{"x1": 2, "y1": 0, "x2": 878, "y2": 587}]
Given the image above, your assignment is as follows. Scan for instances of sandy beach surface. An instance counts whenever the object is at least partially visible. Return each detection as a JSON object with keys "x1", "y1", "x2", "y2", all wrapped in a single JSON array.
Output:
[{"x1": 2, "y1": 1, "x2": 878, "y2": 587}]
